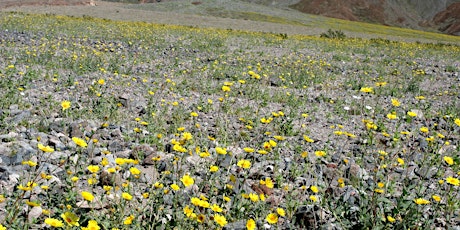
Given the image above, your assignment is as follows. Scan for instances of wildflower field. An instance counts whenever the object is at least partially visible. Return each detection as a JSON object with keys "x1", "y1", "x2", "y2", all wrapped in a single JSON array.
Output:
[{"x1": 0, "y1": 11, "x2": 460, "y2": 229}]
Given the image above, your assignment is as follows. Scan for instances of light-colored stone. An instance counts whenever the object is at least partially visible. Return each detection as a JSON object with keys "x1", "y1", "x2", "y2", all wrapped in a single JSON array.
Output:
[{"x1": 28, "y1": 206, "x2": 42, "y2": 223}]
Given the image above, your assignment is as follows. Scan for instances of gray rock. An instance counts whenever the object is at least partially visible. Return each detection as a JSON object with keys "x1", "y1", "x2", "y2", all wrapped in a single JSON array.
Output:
[
  {"x1": 294, "y1": 205, "x2": 330, "y2": 229},
  {"x1": 100, "y1": 170, "x2": 122, "y2": 186},
  {"x1": 70, "y1": 122, "x2": 84, "y2": 138},
  {"x1": 131, "y1": 144, "x2": 155, "y2": 160},
  {"x1": 416, "y1": 138, "x2": 428, "y2": 151},
  {"x1": 0, "y1": 165, "x2": 12, "y2": 181},
  {"x1": 0, "y1": 132, "x2": 19, "y2": 141},
  {"x1": 249, "y1": 161, "x2": 275, "y2": 179},
  {"x1": 346, "y1": 163, "x2": 369, "y2": 180},
  {"x1": 91, "y1": 156, "x2": 103, "y2": 165},
  {"x1": 295, "y1": 177, "x2": 312, "y2": 188},
  {"x1": 110, "y1": 128, "x2": 123, "y2": 138},
  {"x1": 342, "y1": 186, "x2": 360, "y2": 205},
  {"x1": 323, "y1": 165, "x2": 341, "y2": 180},
  {"x1": 410, "y1": 109, "x2": 424, "y2": 119},
  {"x1": 9, "y1": 173, "x2": 20, "y2": 183},
  {"x1": 8, "y1": 104, "x2": 20, "y2": 114},
  {"x1": 28, "y1": 206, "x2": 42, "y2": 223},
  {"x1": 114, "y1": 149, "x2": 131, "y2": 158},
  {"x1": 0, "y1": 144, "x2": 12, "y2": 164},
  {"x1": 109, "y1": 141, "x2": 125, "y2": 153},
  {"x1": 119, "y1": 93, "x2": 130, "y2": 107},
  {"x1": 6, "y1": 141, "x2": 36, "y2": 165},
  {"x1": 185, "y1": 154, "x2": 206, "y2": 167},
  {"x1": 217, "y1": 151, "x2": 233, "y2": 168},
  {"x1": 415, "y1": 166, "x2": 438, "y2": 179},
  {"x1": 49, "y1": 119, "x2": 69, "y2": 134},
  {"x1": 48, "y1": 136, "x2": 66, "y2": 151},
  {"x1": 139, "y1": 165, "x2": 159, "y2": 183},
  {"x1": 9, "y1": 110, "x2": 31, "y2": 124},
  {"x1": 227, "y1": 146, "x2": 244, "y2": 157},
  {"x1": 103, "y1": 154, "x2": 117, "y2": 165},
  {"x1": 223, "y1": 220, "x2": 247, "y2": 230},
  {"x1": 40, "y1": 163, "x2": 65, "y2": 177}
]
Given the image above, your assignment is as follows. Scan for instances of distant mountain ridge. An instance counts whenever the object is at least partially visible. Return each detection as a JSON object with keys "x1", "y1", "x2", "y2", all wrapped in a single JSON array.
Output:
[
  {"x1": 240, "y1": 0, "x2": 460, "y2": 35},
  {"x1": 289, "y1": 0, "x2": 460, "y2": 35}
]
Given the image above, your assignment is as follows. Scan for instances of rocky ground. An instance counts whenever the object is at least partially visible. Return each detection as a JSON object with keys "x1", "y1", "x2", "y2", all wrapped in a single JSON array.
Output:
[{"x1": 0, "y1": 10, "x2": 460, "y2": 229}]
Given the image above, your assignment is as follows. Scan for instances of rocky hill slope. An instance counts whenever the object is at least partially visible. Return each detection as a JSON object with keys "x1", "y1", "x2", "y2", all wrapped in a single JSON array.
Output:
[{"x1": 289, "y1": 0, "x2": 460, "y2": 35}]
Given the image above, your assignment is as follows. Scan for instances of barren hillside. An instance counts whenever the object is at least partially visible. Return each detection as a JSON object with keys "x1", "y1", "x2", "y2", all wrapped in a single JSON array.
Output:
[{"x1": 291, "y1": 0, "x2": 460, "y2": 35}]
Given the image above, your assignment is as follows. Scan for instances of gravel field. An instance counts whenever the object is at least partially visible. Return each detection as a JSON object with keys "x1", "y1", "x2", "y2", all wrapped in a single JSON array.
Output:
[{"x1": 0, "y1": 5, "x2": 459, "y2": 230}]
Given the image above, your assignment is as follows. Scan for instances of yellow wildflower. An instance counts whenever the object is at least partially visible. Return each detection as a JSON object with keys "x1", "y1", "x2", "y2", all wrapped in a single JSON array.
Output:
[
  {"x1": 249, "y1": 193, "x2": 259, "y2": 202},
  {"x1": 455, "y1": 118, "x2": 460, "y2": 127},
  {"x1": 22, "y1": 160, "x2": 37, "y2": 167},
  {"x1": 81, "y1": 191, "x2": 94, "y2": 202},
  {"x1": 360, "y1": 87, "x2": 373, "y2": 93},
  {"x1": 216, "y1": 147, "x2": 227, "y2": 155},
  {"x1": 244, "y1": 147, "x2": 254, "y2": 153},
  {"x1": 122, "y1": 192, "x2": 133, "y2": 201},
  {"x1": 61, "y1": 100, "x2": 71, "y2": 110},
  {"x1": 303, "y1": 135, "x2": 314, "y2": 143},
  {"x1": 266, "y1": 213, "x2": 278, "y2": 224},
  {"x1": 38, "y1": 143, "x2": 54, "y2": 152},
  {"x1": 61, "y1": 212, "x2": 79, "y2": 226},
  {"x1": 246, "y1": 219, "x2": 256, "y2": 230},
  {"x1": 315, "y1": 150, "x2": 326, "y2": 157},
  {"x1": 210, "y1": 165, "x2": 219, "y2": 172},
  {"x1": 391, "y1": 98, "x2": 400, "y2": 107},
  {"x1": 407, "y1": 111, "x2": 417, "y2": 117},
  {"x1": 214, "y1": 214, "x2": 228, "y2": 227},
  {"x1": 171, "y1": 184, "x2": 180, "y2": 191},
  {"x1": 419, "y1": 127, "x2": 429, "y2": 133},
  {"x1": 387, "y1": 113, "x2": 397, "y2": 120},
  {"x1": 123, "y1": 215, "x2": 135, "y2": 225},
  {"x1": 310, "y1": 185, "x2": 319, "y2": 193},
  {"x1": 72, "y1": 137, "x2": 87, "y2": 148},
  {"x1": 45, "y1": 218, "x2": 64, "y2": 227},
  {"x1": 257, "y1": 149, "x2": 268, "y2": 154},
  {"x1": 81, "y1": 220, "x2": 100, "y2": 230},
  {"x1": 446, "y1": 176, "x2": 459, "y2": 186},
  {"x1": 222, "y1": 85, "x2": 231, "y2": 92},
  {"x1": 87, "y1": 165, "x2": 100, "y2": 173},
  {"x1": 181, "y1": 174, "x2": 194, "y2": 187},
  {"x1": 387, "y1": 216, "x2": 396, "y2": 223},
  {"x1": 432, "y1": 195, "x2": 441, "y2": 202},
  {"x1": 211, "y1": 204, "x2": 223, "y2": 213},
  {"x1": 414, "y1": 198, "x2": 430, "y2": 205},
  {"x1": 444, "y1": 156, "x2": 454, "y2": 165},
  {"x1": 260, "y1": 177, "x2": 274, "y2": 188},
  {"x1": 276, "y1": 208, "x2": 286, "y2": 217},
  {"x1": 237, "y1": 159, "x2": 251, "y2": 169},
  {"x1": 129, "y1": 167, "x2": 141, "y2": 175}
]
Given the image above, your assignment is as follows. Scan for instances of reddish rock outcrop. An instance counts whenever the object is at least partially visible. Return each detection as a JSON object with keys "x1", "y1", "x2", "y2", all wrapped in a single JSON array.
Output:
[
  {"x1": 291, "y1": 0, "x2": 460, "y2": 35},
  {"x1": 432, "y1": 2, "x2": 460, "y2": 35}
]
